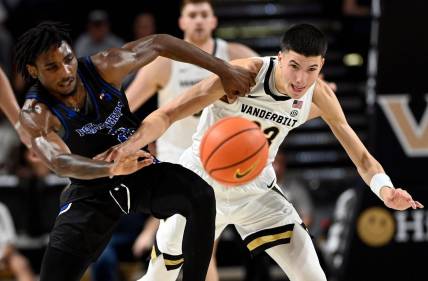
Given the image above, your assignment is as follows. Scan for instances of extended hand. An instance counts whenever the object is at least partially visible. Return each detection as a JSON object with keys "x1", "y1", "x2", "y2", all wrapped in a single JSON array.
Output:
[
  {"x1": 93, "y1": 143, "x2": 135, "y2": 163},
  {"x1": 109, "y1": 150, "x2": 154, "y2": 176},
  {"x1": 381, "y1": 187, "x2": 424, "y2": 210},
  {"x1": 220, "y1": 65, "x2": 256, "y2": 99}
]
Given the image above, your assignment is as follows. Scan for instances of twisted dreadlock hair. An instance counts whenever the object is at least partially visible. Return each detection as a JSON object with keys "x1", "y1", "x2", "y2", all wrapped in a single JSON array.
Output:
[{"x1": 15, "y1": 21, "x2": 72, "y2": 82}]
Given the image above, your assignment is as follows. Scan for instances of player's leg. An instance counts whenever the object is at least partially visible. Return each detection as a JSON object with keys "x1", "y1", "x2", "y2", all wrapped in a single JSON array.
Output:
[
  {"x1": 129, "y1": 162, "x2": 216, "y2": 281},
  {"x1": 205, "y1": 240, "x2": 220, "y2": 281},
  {"x1": 234, "y1": 182, "x2": 326, "y2": 281},
  {"x1": 265, "y1": 224, "x2": 326, "y2": 281},
  {"x1": 39, "y1": 246, "x2": 92, "y2": 281},
  {"x1": 139, "y1": 215, "x2": 186, "y2": 281},
  {"x1": 40, "y1": 195, "x2": 122, "y2": 281},
  {"x1": 139, "y1": 213, "x2": 227, "y2": 281}
]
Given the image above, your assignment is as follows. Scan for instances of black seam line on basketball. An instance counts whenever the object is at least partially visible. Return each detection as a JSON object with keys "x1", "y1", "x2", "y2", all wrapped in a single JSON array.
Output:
[
  {"x1": 208, "y1": 139, "x2": 268, "y2": 175},
  {"x1": 204, "y1": 127, "x2": 261, "y2": 167},
  {"x1": 201, "y1": 117, "x2": 240, "y2": 166}
]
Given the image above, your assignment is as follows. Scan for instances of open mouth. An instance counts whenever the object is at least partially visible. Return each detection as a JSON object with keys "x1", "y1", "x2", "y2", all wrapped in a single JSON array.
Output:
[
  {"x1": 291, "y1": 84, "x2": 305, "y2": 92},
  {"x1": 60, "y1": 77, "x2": 75, "y2": 88}
]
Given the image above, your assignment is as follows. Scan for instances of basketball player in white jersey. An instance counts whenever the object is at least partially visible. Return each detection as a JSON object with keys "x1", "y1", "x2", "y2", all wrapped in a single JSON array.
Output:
[
  {"x1": 100, "y1": 23, "x2": 424, "y2": 281},
  {"x1": 126, "y1": 1, "x2": 257, "y2": 279}
]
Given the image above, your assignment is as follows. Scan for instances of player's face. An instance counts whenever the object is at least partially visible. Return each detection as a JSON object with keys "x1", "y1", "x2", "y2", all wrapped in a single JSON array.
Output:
[
  {"x1": 179, "y1": 3, "x2": 217, "y2": 43},
  {"x1": 278, "y1": 50, "x2": 324, "y2": 99},
  {"x1": 28, "y1": 41, "x2": 78, "y2": 96}
]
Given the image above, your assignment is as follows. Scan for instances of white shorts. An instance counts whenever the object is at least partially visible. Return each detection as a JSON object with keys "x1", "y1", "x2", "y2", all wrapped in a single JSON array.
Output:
[
  {"x1": 156, "y1": 141, "x2": 187, "y2": 163},
  {"x1": 155, "y1": 148, "x2": 303, "y2": 258}
]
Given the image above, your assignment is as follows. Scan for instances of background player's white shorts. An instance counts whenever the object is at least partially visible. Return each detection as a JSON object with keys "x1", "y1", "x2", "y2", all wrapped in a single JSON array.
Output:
[{"x1": 155, "y1": 148, "x2": 303, "y2": 256}]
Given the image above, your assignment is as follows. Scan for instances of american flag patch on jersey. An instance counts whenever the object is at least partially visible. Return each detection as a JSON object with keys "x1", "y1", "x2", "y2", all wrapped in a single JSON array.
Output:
[{"x1": 292, "y1": 100, "x2": 303, "y2": 109}]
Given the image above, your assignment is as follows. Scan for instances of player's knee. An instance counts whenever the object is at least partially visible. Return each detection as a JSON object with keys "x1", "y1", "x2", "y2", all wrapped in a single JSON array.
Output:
[
  {"x1": 298, "y1": 265, "x2": 327, "y2": 281},
  {"x1": 188, "y1": 183, "x2": 215, "y2": 215}
]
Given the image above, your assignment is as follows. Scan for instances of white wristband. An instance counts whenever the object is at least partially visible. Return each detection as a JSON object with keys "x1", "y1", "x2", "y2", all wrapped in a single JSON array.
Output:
[{"x1": 370, "y1": 173, "x2": 394, "y2": 200}]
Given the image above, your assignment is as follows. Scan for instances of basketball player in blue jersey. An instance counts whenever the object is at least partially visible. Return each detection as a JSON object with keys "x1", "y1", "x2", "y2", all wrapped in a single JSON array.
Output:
[
  {"x1": 14, "y1": 22, "x2": 255, "y2": 281},
  {"x1": 102, "y1": 24, "x2": 424, "y2": 281}
]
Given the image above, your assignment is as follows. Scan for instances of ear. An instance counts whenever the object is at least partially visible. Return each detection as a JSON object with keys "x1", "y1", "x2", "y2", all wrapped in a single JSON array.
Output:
[
  {"x1": 26, "y1": 64, "x2": 38, "y2": 79},
  {"x1": 320, "y1": 57, "x2": 325, "y2": 69},
  {"x1": 277, "y1": 51, "x2": 283, "y2": 63},
  {"x1": 178, "y1": 15, "x2": 185, "y2": 31},
  {"x1": 211, "y1": 15, "x2": 218, "y2": 30}
]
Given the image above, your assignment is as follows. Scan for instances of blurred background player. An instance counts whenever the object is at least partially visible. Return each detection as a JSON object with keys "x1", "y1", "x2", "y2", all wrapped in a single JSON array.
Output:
[
  {"x1": 74, "y1": 9, "x2": 124, "y2": 57},
  {"x1": 0, "y1": 201, "x2": 36, "y2": 281}
]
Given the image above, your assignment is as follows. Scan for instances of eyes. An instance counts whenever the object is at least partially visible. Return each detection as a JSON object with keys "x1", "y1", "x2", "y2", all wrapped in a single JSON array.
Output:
[
  {"x1": 288, "y1": 64, "x2": 318, "y2": 72},
  {"x1": 187, "y1": 11, "x2": 210, "y2": 19},
  {"x1": 45, "y1": 54, "x2": 75, "y2": 71},
  {"x1": 64, "y1": 54, "x2": 74, "y2": 64}
]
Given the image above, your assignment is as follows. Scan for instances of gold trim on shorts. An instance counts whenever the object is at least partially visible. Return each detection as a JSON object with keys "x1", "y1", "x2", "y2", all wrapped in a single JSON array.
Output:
[
  {"x1": 243, "y1": 224, "x2": 295, "y2": 255},
  {"x1": 151, "y1": 239, "x2": 184, "y2": 270}
]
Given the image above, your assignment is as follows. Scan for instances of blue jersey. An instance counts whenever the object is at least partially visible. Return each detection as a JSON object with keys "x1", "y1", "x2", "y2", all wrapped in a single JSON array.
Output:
[{"x1": 25, "y1": 57, "x2": 141, "y2": 187}]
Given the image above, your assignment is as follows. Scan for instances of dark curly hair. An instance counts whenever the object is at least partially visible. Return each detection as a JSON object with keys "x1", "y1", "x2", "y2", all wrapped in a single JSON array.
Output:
[{"x1": 15, "y1": 21, "x2": 72, "y2": 82}]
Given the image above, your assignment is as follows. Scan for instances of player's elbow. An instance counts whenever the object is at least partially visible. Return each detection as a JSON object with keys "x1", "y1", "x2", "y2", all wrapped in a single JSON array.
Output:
[{"x1": 50, "y1": 155, "x2": 71, "y2": 177}]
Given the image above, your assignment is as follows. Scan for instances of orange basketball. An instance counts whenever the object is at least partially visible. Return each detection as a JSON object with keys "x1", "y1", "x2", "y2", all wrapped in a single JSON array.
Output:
[{"x1": 200, "y1": 116, "x2": 269, "y2": 186}]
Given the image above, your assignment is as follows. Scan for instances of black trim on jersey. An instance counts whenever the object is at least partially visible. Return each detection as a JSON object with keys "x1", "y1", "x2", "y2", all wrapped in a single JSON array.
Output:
[
  {"x1": 82, "y1": 56, "x2": 134, "y2": 114},
  {"x1": 26, "y1": 91, "x2": 72, "y2": 140},
  {"x1": 212, "y1": 39, "x2": 218, "y2": 56},
  {"x1": 263, "y1": 57, "x2": 291, "y2": 101},
  {"x1": 271, "y1": 184, "x2": 290, "y2": 202},
  {"x1": 84, "y1": 57, "x2": 125, "y2": 101},
  {"x1": 244, "y1": 224, "x2": 294, "y2": 255}
]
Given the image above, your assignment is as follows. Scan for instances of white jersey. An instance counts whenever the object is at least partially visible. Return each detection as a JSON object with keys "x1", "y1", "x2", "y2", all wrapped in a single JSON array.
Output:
[
  {"x1": 156, "y1": 38, "x2": 230, "y2": 162},
  {"x1": 191, "y1": 56, "x2": 315, "y2": 166}
]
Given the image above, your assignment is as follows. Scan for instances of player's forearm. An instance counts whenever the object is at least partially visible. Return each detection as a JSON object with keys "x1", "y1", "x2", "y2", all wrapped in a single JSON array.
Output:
[
  {"x1": 167, "y1": 76, "x2": 223, "y2": 123},
  {"x1": 0, "y1": 69, "x2": 20, "y2": 125},
  {"x1": 356, "y1": 153, "x2": 385, "y2": 185},
  {"x1": 52, "y1": 154, "x2": 113, "y2": 179},
  {"x1": 132, "y1": 34, "x2": 230, "y2": 78},
  {"x1": 329, "y1": 121, "x2": 385, "y2": 185},
  {"x1": 121, "y1": 111, "x2": 170, "y2": 154}
]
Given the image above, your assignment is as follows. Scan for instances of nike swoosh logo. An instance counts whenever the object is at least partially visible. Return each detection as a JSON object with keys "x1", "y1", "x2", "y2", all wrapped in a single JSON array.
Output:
[
  {"x1": 247, "y1": 95, "x2": 261, "y2": 98},
  {"x1": 235, "y1": 161, "x2": 258, "y2": 179},
  {"x1": 267, "y1": 179, "x2": 275, "y2": 189}
]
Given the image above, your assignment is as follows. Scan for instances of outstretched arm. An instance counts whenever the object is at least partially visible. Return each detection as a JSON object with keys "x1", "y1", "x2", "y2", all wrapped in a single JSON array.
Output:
[
  {"x1": 98, "y1": 58, "x2": 261, "y2": 162},
  {"x1": 313, "y1": 79, "x2": 423, "y2": 210},
  {"x1": 92, "y1": 34, "x2": 255, "y2": 97},
  {"x1": 19, "y1": 101, "x2": 152, "y2": 180}
]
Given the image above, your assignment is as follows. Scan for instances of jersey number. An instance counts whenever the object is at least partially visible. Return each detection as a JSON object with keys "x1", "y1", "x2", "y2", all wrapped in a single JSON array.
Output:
[{"x1": 253, "y1": 121, "x2": 279, "y2": 146}]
